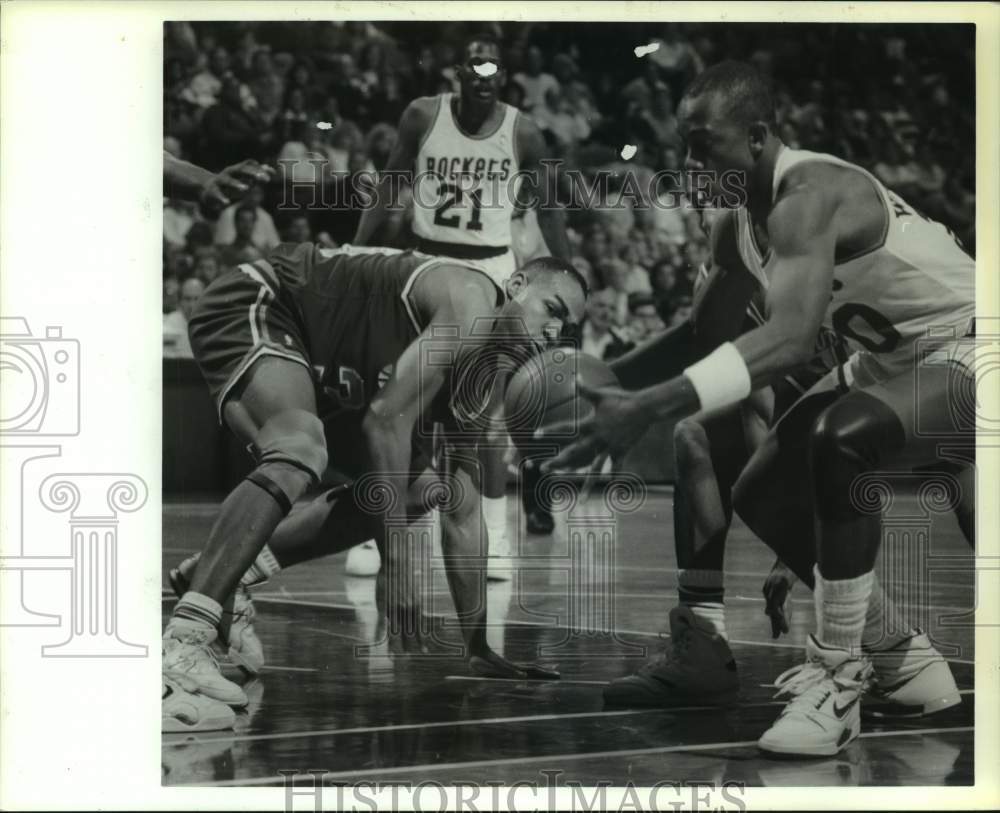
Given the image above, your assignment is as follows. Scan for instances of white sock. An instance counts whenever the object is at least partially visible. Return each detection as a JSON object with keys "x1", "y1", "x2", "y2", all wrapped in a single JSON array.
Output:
[
  {"x1": 169, "y1": 591, "x2": 223, "y2": 635},
  {"x1": 862, "y1": 577, "x2": 915, "y2": 652},
  {"x1": 482, "y1": 495, "x2": 508, "y2": 552},
  {"x1": 677, "y1": 568, "x2": 727, "y2": 639},
  {"x1": 815, "y1": 565, "x2": 874, "y2": 655}
]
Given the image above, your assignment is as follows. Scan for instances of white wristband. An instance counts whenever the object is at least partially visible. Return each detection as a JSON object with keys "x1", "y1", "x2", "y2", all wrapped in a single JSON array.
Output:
[{"x1": 683, "y1": 342, "x2": 752, "y2": 413}]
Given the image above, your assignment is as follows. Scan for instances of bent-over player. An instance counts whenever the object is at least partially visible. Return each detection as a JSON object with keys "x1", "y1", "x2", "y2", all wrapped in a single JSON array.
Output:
[{"x1": 162, "y1": 244, "x2": 586, "y2": 731}]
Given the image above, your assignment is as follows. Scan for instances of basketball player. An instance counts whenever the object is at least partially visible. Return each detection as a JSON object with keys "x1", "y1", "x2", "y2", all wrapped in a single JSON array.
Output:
[
  {"x1": 353, "y1": 34, "x2": 572, "y2": 580},
  {"x1": 162, "y1": 152, "x2": 275, "y2": 732},
  {"x1": 602, "y1": 209, "x2": 964, "y2": 725},
  {"x1": 540, "y1": 61, "x2": 975, "y2": 757},
  {"x1": 162, "y1": 244, "x2": 586, "y2": 731}
]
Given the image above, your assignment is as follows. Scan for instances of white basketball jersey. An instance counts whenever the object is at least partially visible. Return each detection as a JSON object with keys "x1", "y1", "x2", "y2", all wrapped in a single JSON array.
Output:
[
  {"x1": 735, "y1": 146, "x2": 975, "y2": 379},
  {"x1": 413, "y1": 94, "x2": 521, "y2": 248}
]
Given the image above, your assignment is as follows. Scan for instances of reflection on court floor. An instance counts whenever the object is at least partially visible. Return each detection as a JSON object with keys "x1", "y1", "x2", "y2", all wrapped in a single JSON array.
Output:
[{"x1": 161, "y1": 487, "x2": 975, "y2": 787}]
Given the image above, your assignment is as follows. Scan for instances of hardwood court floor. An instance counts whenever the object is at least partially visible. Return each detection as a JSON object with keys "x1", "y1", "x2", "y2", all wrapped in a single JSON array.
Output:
[{"x1": 162, "y1": 486, "x2": 975, "y2": 787}]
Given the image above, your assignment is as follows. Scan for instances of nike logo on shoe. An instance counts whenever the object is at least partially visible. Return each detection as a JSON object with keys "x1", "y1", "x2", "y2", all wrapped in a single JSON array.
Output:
[{"x1": 833, "y1": 696, "x2": 859, "y2": 719}]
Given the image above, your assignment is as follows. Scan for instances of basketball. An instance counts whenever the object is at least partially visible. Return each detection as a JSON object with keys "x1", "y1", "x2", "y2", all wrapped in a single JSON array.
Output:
[{"x1": 504, "y1": 347, "x2": 620, "y2": 458}]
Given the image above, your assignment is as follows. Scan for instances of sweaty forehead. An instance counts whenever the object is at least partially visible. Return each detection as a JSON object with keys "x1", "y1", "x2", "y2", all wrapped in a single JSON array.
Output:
[
  {"x1": 678, "y1": 92, "x2": 725, "y2": 134},
  {"x1": 465, "y1": 41, "x2": 500, "y2": 62},
  {"x1": 553, "y1": 274, "x2": 588, "y2": 313}
]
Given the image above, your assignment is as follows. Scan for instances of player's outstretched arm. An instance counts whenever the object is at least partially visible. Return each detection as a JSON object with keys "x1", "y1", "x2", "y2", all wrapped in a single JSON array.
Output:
[
  {"x1": 353, "y1": 99, "x2": 430, "y2": 247},
  {"x1": 515, "y1": 115, "x2": 572, "y2": 261},
  {"x1": 438, "y1": 437, "x2": 559, "y2": 679},
  {"x1": 609, "y1": 319, "x2": 698, "y2": 390},
  {"x1": 610, "y1": 208, "x2": 759, "y2": 390},
  {"x1": 362, "y1": 271, "x2": 496, "y2": 649},
  {"x1": 163, "y1": 152, "x2": 274, "y2": 207},
  {"x1": 540, "y1": 176, "x2": 839, "y2": 472}
]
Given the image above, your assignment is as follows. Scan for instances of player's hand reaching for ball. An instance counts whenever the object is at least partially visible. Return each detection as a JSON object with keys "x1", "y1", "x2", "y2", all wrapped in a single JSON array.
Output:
[
  {"x1": 538, "y1": 380, "x2": 652, "y2": 473},
  {"x1": 201, "y1": 159, "x2": 275, "y2": 208},
  {"x1": 763, "y1": 557, "x2": 798, "y2": 638}
]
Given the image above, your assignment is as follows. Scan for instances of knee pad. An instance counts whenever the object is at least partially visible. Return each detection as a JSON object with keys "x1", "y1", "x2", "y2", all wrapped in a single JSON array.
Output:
[
  {"x1": 246, "y1": 410, "x2": 328, "y2": 514},
  {"x1": 809, "y1": 392, "x2": 905, "y2": 520}
]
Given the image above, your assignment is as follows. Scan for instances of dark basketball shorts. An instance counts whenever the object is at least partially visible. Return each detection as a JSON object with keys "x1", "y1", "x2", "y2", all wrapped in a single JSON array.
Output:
[
  {"x1": 188, "y1": 261, "x2": 313, "y2": 423},
  {"x1": 189, "y1": 261, "x2": 436, "y2": 483}
]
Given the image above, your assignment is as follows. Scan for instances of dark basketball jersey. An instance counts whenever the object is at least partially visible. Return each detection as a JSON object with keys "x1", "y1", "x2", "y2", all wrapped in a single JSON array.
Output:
[
  {"x1": 265, "y1": 243, "x2": 447, "y2": 420},
  {"x1": 187, "y1": 242, "x2": 507, "y2": 478}
]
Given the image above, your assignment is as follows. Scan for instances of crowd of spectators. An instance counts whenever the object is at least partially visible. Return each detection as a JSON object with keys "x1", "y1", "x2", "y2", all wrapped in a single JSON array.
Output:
[{"x1": 163, "y1": 21, "x2": 975, "y2": 359}]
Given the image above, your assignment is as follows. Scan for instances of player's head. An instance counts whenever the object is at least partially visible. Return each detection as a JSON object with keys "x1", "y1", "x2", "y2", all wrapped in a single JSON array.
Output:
[
  {"x1": 678, "y1": 60, "x2": 778, "y2": 195},
  {"x1": 499, "y1": 256, "x2": 589, "y2": 349},
  {"x1": 456, "y1": 33, "x2": 505, "y2": 108}
]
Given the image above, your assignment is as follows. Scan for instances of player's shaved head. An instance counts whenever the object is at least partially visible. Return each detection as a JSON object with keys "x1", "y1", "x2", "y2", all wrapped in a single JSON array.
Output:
[
  {"x1": 499, "y1": 256, "x2": 589, "y2": 350},
  {"x1": 677, "y1": 60, "x2": 780, "y2": 201},
  {"x1": 681, "y1": 60, "x2": 776, "y2": 129},
  {"x1": 519, "y1": 256, "x2": 590, "y2": 298}
]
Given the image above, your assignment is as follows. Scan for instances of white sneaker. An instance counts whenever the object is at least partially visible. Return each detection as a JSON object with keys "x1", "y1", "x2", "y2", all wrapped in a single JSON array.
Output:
[
  {"x1": 758, "y1": 635, "x2": 872, "y2": 758},
  {"x1": 604, "y1": 606, "x2": 739, "y2": 707},
  {"x1": 169, "y1": 554, "x2": 264, "y2": 673},
  {"x1": 346, "y1": 540, "x2": 381, "y2": 577},
  {"x1": 162, "y1": 674, "x2": 235, "y2": 733},
  {"x1": 487, "y1": 530, "x2": 512, "y2": 582},
  {"x1": 865, "y1": 630, "x2": 961, "y2": 718},
  {"x1": 163, "y1": 624, "x2": 248, "y2": 707},
  {"x1": 226, "y1": 584, "x2": 264, "y2": 675}
]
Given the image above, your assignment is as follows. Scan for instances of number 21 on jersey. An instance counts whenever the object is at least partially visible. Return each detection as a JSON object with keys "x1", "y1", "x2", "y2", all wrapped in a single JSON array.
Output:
[{"x1": 433, "y1": 182, "x2": 484, "y2": 231}]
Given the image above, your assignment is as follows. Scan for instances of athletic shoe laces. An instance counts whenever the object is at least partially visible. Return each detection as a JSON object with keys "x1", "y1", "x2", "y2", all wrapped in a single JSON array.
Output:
[
  {"x1": 172, "y1": 637, "x2": 224, "y2": 674},
  {"x1": 772, "y1": 658, "x2": 867, "y2": 710},
  {"x1": 232, "y1": 585, "x2": 255, "y2": 623}
]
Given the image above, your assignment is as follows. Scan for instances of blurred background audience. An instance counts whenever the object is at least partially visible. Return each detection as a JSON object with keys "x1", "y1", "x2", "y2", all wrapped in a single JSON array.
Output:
[{"x1": 164, "y1": 21, "x2": 975, "y2": 357}]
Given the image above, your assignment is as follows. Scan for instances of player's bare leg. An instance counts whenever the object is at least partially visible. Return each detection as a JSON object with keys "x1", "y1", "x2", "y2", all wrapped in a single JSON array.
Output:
[
  {"x1": 740, "y1": 366, "x2": 967, "y2": 756},
  {"x1": 173, "y1": 462, "x2": 540, "y2": 668},
  {"x1": 735, "y1": 391, "x2": 961, "y2": 722},
  {"x1": 170, "y1": 466, "x2": 447, "y2": 664},
  {"x1": 605, "y1": 408, "x2": 747, "y2": 706},
  {"x1": 164, "y1": 357, "x2": 326, "y2": 708},
  {"x1": 270, "y1": 477, "x2": 438, "y2": 567}
]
